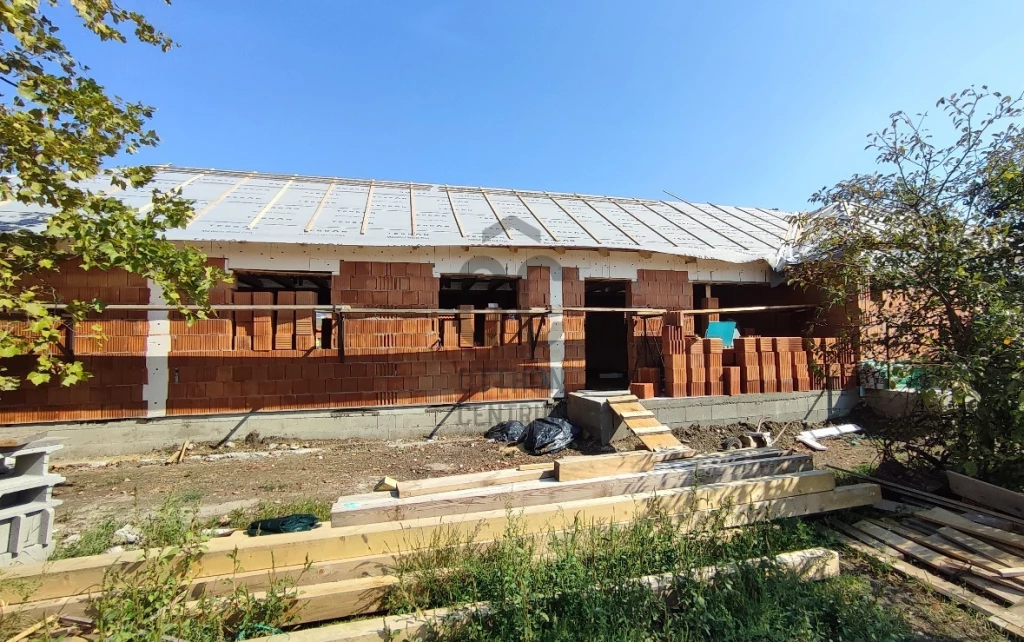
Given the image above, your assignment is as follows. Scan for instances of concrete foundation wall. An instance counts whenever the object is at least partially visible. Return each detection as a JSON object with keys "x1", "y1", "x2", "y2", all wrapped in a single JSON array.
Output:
[
  {"x1": 5, "y1": 400, "x2": 557, "y2": 460},
  {"x1": 644, "y1": 389, "x2": 859, "y2": 428},
  {"x1": 864, "y1": 388, "x2": 922, "y2": 418}
]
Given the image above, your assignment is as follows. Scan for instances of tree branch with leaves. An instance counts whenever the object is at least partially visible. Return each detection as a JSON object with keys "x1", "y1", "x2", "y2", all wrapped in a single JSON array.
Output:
[
  {"x1": 790, "y1": 86, "x2": 1024, "y2": 486},
  {"x1": 0, "y1": 0, "x2": 226, "y2": 391}
]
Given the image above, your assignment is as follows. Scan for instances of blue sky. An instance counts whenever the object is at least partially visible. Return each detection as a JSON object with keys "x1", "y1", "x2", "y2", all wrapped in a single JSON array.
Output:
[{"x1": 59, "y1": 1, "x2": 1024, "y2": 211}]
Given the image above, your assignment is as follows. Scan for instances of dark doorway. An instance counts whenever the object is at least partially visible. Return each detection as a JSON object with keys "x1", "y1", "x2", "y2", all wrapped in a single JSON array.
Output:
[{"x1": 584, "y1": 279, "x2": 629, "y2": 390}]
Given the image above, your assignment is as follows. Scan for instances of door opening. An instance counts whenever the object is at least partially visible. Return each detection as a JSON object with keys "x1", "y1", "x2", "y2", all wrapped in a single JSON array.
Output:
[{"x1": 584, "y1": 279, "x2": 628, "y2": 390}]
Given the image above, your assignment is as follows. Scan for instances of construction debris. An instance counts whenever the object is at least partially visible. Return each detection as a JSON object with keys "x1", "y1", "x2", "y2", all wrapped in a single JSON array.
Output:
[
  {"x1": 374, "y1": 476, "x2": 399, "y2": 492},
  {"x1": 827, "y1": 468, "x2": 1024, "y2": 637},
  {"x1": 795, "y1": 424, "x2": 860, "y2": 451}
]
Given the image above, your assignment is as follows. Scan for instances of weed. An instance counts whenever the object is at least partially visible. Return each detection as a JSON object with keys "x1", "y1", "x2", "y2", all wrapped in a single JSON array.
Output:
[
  {"x1": 51, "y1": 516, "x2": 118, "y2": 559},
  {"x1": 91, "y1": 533, "x2": 298, "y2": 641},
  {"x1": 218, "y1": 498, "x2": 332, "y2": 530},
  {"x1": 386, "y1": 507, "x2": 908, "y2": 641}
]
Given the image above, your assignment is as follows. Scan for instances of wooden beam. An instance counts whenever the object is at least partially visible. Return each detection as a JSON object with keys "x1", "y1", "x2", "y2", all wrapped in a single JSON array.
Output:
[
  {"x1": 916, "y1": 507, "x2": 1024, "y2": 551},
  {"x1": 825, "y1": 528, "x2": 1024, "y2": 638},
  {"x1": 947, "y1": 471, "x2": 1024, "y2": 520},
  {"x1": 334, "y1": 454, "x2": 814, "y2": 527},
  {"x1": 248, "y1": 179, "x2": 294, "y2": 229},
  {"x1": 443, "y1": 186, "x2": 467, "y2": 238},
  {"x1": 397, "y1": 466, "x2": 555, "y2": 498},
  {"x1": 554, "y1": 451, "x2": 654, "y2": 481},
  {"x1": 479, "y1": 189, "x2": 512, "y2": 239},
  {"x1": 303, "y1": 181, "x2": 337, "y2": 232},
  {"x1": 359, "y1": 180, "x2": 375, "y2": 234},
  {"x1": 2, "y1": 474, "x2": 866, "y2": 605},
  {"x1": 935, "y1": 526, "x2": 1024, "y2": 570}
]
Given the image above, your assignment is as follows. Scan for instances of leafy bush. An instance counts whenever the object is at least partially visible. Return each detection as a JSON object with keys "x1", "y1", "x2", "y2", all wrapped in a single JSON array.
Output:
[{"x1": 791, "y1": 87, "x2": 1024, "y2": 488}]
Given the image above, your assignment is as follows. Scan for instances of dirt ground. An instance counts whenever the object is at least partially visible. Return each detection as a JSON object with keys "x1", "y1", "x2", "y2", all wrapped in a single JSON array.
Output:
[{"x1": 50, "y1": 418, "x2": 879, "y2": 532}]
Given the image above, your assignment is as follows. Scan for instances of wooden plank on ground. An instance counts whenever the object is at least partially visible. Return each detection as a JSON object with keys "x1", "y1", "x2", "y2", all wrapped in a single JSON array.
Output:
[
  {"x1": 871, "y1": 519, "x2": 1024, "y2": 591},
  {"x1": 947, "y1": 471, "x2": 1024, "y2": 520},
  {"x1": 518, "y1": 462, "x2": 555, "y2": 471},
  {"x1": 935, "y1": 526, "x2": 1024, "y2": 570},
  {"x1": 333, "y1": 454, "x2": 815, "y2": 527},
  {"x1": 825, "y1": 528, "x2": 1024, "y2": 638},
  {"x1": 917, "y1": 507, "x2": 1024, "y2": 551},
  {"x1": 852, "y1": 521, "x2": 1024, "y2": 604},
  {"x1": 3, "y1": 474, "x2": 866, "y2": 605},
  {"x1": 829, "y1": 520, "x2": 904, "y2": 558},
  {"x1": 397, "y1": 466, "x2": 555, "y2": 498}
]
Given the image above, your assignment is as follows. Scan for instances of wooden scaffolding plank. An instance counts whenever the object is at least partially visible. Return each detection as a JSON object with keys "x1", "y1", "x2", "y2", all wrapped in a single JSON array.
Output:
[
  {"x1": 947, "y1": 471, "x2": 1024, "y2": 520},
  {"x1": 397, "y1": 466, "x2": 554, "y2": 498},
  {"x1": 3, "y1": 473, "x2": 864, "y2": 605},
  {"x1": 826, "y1": 528, "x2": 1024, "y2": 639},
  {"x1": 624, "y1": 416, "x2": 664, "y2": 429},
  {"x1": 935, "y1": 526, "x2": 1024, "y2": 569},
  {"x1": 852, "y1": 521, "x2": 1024, "y2": 604},
  {"x1": 333, "y1": 454, "x2": 815, "y2": 527},
  {"x1": 917, "y1": 507, "x2": 1024, "y2": 551}
]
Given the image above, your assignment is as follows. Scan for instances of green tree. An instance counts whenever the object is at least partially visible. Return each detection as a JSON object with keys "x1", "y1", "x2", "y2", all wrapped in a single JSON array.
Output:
[
  {"x1": 790, "y1": 87, "x2": 1024, "y2": 487},
  {"x1": 0, "y1": 0, "x2": 225, "y2": 390}
]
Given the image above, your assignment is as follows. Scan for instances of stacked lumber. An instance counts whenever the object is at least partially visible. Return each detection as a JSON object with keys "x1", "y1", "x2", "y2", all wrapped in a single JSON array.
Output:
[
  {"x1": 826, "y1": 466, "x2": 1024, "y2": 638},
  {"x1": 2, "y1": 454, "x2": 878, "y2": 632}
]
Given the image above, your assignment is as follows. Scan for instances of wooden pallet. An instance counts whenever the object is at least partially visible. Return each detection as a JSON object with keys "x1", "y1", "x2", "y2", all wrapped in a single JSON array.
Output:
[{"x1": 605, "y1": 395, "x2": 685, "y2": 451}]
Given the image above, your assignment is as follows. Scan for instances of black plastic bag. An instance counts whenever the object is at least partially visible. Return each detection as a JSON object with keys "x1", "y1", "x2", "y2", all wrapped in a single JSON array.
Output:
[
  {"x1": 247, "y1": 513, "x2": 318, "y2": 536},
  {"x1": 521, "y1": 417, "x2": 579, "y2": 455},
  {"x1": 485, "y1": 420, "x2": 527, "y2": 443}
]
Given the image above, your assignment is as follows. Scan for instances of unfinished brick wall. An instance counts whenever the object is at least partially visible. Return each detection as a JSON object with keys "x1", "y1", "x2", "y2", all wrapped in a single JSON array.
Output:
[
  {"x1": 0, "y1": 262, "x2": 149, "y2": 423},
  {"x1": 333, "y1": 261, "x2": 438, "y2": 308},
  {"x1": 561, "y1": 267, "x2": 585, "y2": 393},
  {"x1": 627, "y1": 269, "x2": 694, "y2": 378},
  {"x1": 518, "y1": 266, "x2": 550, "y2": 308},
  {"x1": 161, "y1": 258, "x2": 552, "y2": 417}
]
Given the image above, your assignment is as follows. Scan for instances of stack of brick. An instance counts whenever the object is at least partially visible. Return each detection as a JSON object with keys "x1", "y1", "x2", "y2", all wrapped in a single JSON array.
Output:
[
  {"x1": 704, "y1": 338, "x2": 724, "y2": 395},
  {"x1": 701, "y1": 297, "x2": 720, "y2": 323},
  {"x1": 686, "y1": 339, "x2": 706, "y2": 397},
  {"x1": 664, "y1": 311, "x2": 696, "y2": 336},
  {"x1": 252, "y1": 292, "x2": 274, "y2": 351},
  {"x1": 294, "y1": 291, "x2": 317, "y2": 351},
  {"x1": 73, "y1": 319, "x2": 150, "y2": 354},
  {"x1": 773, "y1": 337, "x2": 798, "y2": 393},
  {"x1": 457, "y1": 305, "x2": 474, "y2": 347},
  {"x1": 733, "y1": 338, "x2": 760, "y2": 393},
  {"x1": 725, "y1": 366, "x2": 741, "y2": 395},
  {"x1": 633, "y1": 367, "x2": 661, "y2": 397},
  {"x1": 562, "y1": 313, "x2": 585, "y2": 393},
  {"x1": 759, "y1": 339, "x2": 778, "y2": 393},
  {"x1": 561, "y1": 267, "x2": 584, "y2": 308}
]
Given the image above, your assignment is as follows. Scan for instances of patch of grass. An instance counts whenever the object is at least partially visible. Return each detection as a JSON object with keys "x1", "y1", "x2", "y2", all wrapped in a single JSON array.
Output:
[
  {"x1": 386, "y1": 507, "x2": 909, "y2": 641},
  {"x1": 52, "y1": 516, "x2": 119, "y2": 560},
  {"x1": 217, "y1": 497, "x2": 332, "y2": 530}
]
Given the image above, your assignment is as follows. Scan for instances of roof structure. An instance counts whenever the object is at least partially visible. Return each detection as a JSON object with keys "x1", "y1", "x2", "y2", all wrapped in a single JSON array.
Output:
[{"x1": 0, "y1": 166, "x2": 801, "y2": 267}]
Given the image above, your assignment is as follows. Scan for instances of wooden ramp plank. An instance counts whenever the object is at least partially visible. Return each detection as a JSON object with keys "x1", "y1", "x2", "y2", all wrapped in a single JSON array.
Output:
[
  {"x1": 624, "y1": 416, "x2": 664, "y2": 429},
  {"x1": 638, "y1": 433, "x2": 687, "y2": 452}
]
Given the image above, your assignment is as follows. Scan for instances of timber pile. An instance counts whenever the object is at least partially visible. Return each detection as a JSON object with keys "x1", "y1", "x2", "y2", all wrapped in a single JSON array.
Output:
[
  {"x1": 826, "y1": 465, "x2": 1024, "y2": 638},
  {"x1": 0, "y1": 451, "x2": 879, "y2": 634}
]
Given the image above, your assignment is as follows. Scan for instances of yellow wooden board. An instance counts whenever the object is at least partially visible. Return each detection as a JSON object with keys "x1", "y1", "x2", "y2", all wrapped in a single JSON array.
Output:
[
  {"x1": 624, "y1": 416, "x2": 663, "y2": 429},
  {"x1": 638, "y1": 432, "x2": 686, "y2": 451}
]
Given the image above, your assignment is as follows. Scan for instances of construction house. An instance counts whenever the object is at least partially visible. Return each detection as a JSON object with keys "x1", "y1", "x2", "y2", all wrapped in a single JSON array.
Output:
[{"x1": 0, "y1": 167, "x2": 858, "y2": 452}]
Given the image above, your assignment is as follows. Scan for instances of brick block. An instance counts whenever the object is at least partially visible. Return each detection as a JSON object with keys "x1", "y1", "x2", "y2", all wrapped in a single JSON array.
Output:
[
  {"x1": 629, "y1": 382, "x2": 654, "y2": 400},
  {"x1": 666, "y1": 382, "x2": 687, "y2": 398},
  {"x1": 733, "y1": 337, "x2": 758, "y2": 353}
]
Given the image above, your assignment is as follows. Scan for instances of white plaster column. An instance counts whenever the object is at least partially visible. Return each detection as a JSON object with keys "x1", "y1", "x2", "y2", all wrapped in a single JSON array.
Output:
[{"x1": 142, "y1": 280, "x2": 170, "y2": 418}]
